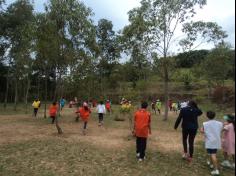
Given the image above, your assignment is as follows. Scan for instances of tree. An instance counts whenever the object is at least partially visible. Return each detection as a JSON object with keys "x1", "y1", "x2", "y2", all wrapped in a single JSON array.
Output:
[
  {"x1": 201, "y1": 43, "x2": 233, "y2": 101},
  {"x1": 96, "y1": 19, "x2": 120, "y2": 92},
  {"x1": 123, "y1": 0, "x2": 227, "y2": 120},
  {"x1": 3, "y1": 0, "x2": 35, "y2": 111}
]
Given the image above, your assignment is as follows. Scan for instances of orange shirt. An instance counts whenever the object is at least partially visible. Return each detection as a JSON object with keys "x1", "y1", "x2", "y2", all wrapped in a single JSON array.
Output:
[
  {"x1": 79, "y1": 107, "x2": 91, "y2": 122},
  {"x1": 49, "y1": 105, "x2": 58, "y2": 117},
  {"x1": 134, "y1": 109, "x2": 151, "y2": 138}
]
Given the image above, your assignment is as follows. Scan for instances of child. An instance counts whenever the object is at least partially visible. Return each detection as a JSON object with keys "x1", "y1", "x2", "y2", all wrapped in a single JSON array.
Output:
[
  {"x1": 78, "y1": 102, "x2": 91, "y2": 135},
  {"x1": 151, "y1": 101, "x2": 157, "y2": 114},
  {"x1": 49, "y1": 101, "x2": 58, "y2": 124},
  {"x1": 156, "y1": 99, "x2": 162, "y2": 115},
  {"x1": 221, "y1": 114, "x2": 235, "y2": 169},
  {"x1": 172, "y1": 102, "x2": 178, "y2": 114},
  {"x1": 105, "y1": 100, "x2": 111, "y2": 115},
  {"x1": 133, "y1": 101, "x2": 151, "y2": 162},
  {"x1": 202, "y1": 111, "x2": 223, "y2": 176},
  {"x1": 96, "y1": 101, "x2": 106, "y2": 126},
  {"x1": 59, "y1": 97, "x2": 66, "y2": 111},
  {"x1": 32, "y1": 99, "x2": 41, "y2": 117}
]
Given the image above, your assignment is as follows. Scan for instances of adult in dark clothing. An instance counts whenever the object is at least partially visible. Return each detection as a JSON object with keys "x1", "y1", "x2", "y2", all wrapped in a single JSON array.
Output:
[{"x1": 174, "y1": 101, "x2": 203, "y2": 162}]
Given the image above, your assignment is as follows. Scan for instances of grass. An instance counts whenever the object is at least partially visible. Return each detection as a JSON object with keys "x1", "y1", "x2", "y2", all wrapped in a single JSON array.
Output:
[{"x1": 0, "y1": 105, "x2": 235, "y2": 176}]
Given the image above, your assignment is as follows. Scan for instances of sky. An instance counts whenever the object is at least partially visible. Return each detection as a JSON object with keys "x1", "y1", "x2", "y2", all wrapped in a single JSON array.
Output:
[{"x1": 5, "y1": 0, "x2": 235, "y2": 49}]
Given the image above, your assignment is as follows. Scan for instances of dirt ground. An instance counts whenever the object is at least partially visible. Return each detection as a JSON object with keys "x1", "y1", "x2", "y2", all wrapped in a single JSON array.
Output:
[{"x1": 0, "y1": 107, "x2": 234, "y2": 176}]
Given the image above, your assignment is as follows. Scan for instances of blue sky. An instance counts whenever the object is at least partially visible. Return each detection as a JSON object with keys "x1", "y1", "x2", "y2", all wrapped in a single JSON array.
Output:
[{"x1": 5, "y1": 0, "x2": 235, "y2": 49}]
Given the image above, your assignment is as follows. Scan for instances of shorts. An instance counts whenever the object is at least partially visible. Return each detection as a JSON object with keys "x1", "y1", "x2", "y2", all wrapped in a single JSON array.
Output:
[{"x1": 207, "y1": 149, "x2": 218, "y2": 154}]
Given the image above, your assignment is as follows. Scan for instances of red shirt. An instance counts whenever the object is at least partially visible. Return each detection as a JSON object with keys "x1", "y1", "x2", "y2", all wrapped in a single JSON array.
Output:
[
  {"x1": 134, "y1": 109, "x2": 151, "y2": 138},
  {"x1": 78, "y1": 107, "x2": 91, "y2": 122},
  {"x1": 105, "y1": 102, "x2": 111, "y2": 109},
  {"x1": 49, "y1": 105, "x2": 58, "y2": 117}
]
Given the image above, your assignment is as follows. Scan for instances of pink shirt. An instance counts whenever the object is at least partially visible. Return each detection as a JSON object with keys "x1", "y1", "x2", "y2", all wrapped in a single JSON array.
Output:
[{"x1": 222, "y1": 123, "x2": 235, "y2": 155}]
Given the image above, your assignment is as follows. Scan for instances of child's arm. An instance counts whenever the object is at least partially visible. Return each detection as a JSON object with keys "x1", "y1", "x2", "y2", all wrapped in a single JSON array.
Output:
[{"x1": 174, "y1": 110, "x2": 183, "y2": 130}]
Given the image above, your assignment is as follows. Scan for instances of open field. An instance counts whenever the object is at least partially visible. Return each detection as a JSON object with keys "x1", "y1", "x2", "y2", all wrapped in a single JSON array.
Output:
[{"x1": 0, "y1": 105, "x2": 235, "y2": 176}]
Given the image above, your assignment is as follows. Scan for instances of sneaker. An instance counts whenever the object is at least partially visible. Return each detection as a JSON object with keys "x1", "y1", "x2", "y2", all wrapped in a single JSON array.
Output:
[
  {"x1": 136, "y1": 153, "x2": 140, "y2": 158},
  {"x1": 182, "y1": 153, "x2": 188, "y2": 160},
  {"x1": 231, "y1": 163, "x2": 235, "y2": 169},
  {"x1": 138, "y1": 158, "x2": 143, "y2": 162},
  {"x1": 211, "y1": 170, "x2": 220, "y2": 175},
  {"x1": 221, "y1": 160, "x2": 232, "y2": 168},
  {"x1": 187, "y1": 157, "x2": 193, "y2": 163},
  {"x1": 207, "y1": 161, "x2": 214, "y2": 169}
]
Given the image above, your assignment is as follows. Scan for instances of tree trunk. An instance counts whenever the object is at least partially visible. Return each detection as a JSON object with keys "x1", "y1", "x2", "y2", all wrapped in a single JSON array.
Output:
[
  {"x1": 3, "y1": 67, "x2": 10, "y2": 109},
  {"x1": 37, "y1": 74, "x2": 40, "y2": 98},
  {"x1": 44, "y1": 71, "x2": 48, "y2": 119},
  {"x1": 163, "y1": 66, "x2": 169, "y2": 121},
  {"x1": 14, "y1": 77, "x2": 18, "y2": 111},
  {"x1": 25, "y1": 75, "x2": 30, "y2": 114}
]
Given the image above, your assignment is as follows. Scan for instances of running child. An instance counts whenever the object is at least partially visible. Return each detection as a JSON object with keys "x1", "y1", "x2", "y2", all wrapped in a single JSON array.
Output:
[
  {"x1": 156, "y1": 99, "x2": 162, "y2": 115},
  {"x1": 105, "y1": 100, "x2": 112, "y2": 115},
  {"x1": 221, "y1": 114, "x2": 235, "y2": 169},
  {"x1": 32, "y1": 99, "x2": 41, "y2": 117},
  {"x1": 133, "y1": 101, "x2": 151, "y2": 162},
  {"x1": 202, "y1": 111, "x2": 223, "y2": 176},
  {"x1": 96, "y1": 101, "x2": 106, "y2": 126},
  {"x1": 78, "y1": 102, "x2": 91, "y2": 135},
  {"x1": 59, "y1": 97, "x2": 66, "y2": 111},
  {"x1": 151, "y1": 100, "x2": 157, "y2": 114},
  {"x1": 49, "y1": 101, "x2": 58, "y2": 124}
]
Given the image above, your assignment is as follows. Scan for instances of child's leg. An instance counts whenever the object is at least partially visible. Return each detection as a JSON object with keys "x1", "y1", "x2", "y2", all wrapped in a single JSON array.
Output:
[
  {"x1": 182, "y1": 130, "x2": 188, "y2": 155},
  {"x1": 223, "y1": 151, "x2": 229, "y2": 161},
  {"x1": 188, "y1": 130, "x2": 197, "y2": 158},
  {"x1": 83, "y1": 122, "x2": 87, "y2": 129},
  {"x1": 51, "y1": 116, "x2": 55, "y2": 124},
  {"x1": 211, "y1": 153, "x2": 219, "y2": 170},
  {"x1": 136, "y1": 137, "x2": 141, "y2": 156},
  {"x1": 140, "y1": 138, "x2": 147, "y2": 159}
]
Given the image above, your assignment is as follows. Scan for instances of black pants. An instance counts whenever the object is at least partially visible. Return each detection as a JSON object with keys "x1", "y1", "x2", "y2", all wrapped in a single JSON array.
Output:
[
  {"x1": 83, "y1": 122, "x2": 87, "y2": 129},
  {"x1": 33, "y1": 108, "x2": 38, "y2": 117},
  {"x1": 136, "y1": 137, "x2": 147, "y2": 159},
  {"x1": 182, "y1": 129, "x2": 197, "y2": 158},
  {"x1": 51, "y1": 116, "x2": 55, "y2": 124},
  {"x1": 98, "y1": 113, "x2": 103, "y2": 123}
]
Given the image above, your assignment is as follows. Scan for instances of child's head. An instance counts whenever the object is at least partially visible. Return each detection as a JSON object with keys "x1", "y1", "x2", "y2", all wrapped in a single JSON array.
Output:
[
  {"x1": 224, "y1": 114, "x2": 235, "y2": 123},
  {"x1": 141, "y1": 102, "x2": 148, "y2": 109},
  {"x1": 100, "y1": 101, "x2": 103, "y2": 105},
  {"x1": 207, "y1": 111, "x2": 216, "y2": 120},
  {"x1": 53, "y1": 101, "x2": 57, "y2": 106}
]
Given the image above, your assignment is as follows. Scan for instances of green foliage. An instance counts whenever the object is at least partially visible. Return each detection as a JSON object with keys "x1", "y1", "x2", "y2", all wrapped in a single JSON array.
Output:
[
  {"x1": 175, "y1": 50, "x2": 209, "y2": 68},
  {"x1": 173, "y1": 69, "x2": 195, "y2": 89},
  {"x1": 201, "y1": 43, "x2": 233, "y2": 86}
]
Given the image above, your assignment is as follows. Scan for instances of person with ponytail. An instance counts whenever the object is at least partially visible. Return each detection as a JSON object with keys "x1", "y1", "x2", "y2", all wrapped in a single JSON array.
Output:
[
  {"x1": 78, "y1": 102, "x2": 91, "y2": 135},
  {"x1": 221, "y1": 114, "x2": 235, "y2": 169}
]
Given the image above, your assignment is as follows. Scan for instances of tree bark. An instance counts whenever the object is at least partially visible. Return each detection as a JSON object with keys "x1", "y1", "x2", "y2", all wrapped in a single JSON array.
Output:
[
  {"x1": 3, "y1": 67, "x2": 10, "y2": 109},
  {"x1": 25, "y1": 75, "x2": 30, "y2": 114},
  {"x1": 44, "y1": 71, "x2": 48, "y2": 119},
  {"x1": 14, "y1": 77, "x2": 18, "y2": 111},
  {"x1": 163, "y1": 65, "x2": 169, "y2": 121}
]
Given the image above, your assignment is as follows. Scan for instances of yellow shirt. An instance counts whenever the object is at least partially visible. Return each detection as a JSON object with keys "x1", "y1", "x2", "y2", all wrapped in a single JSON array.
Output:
[{"x1": 32, "y1": 101, "x2": 41, "y2": 108}]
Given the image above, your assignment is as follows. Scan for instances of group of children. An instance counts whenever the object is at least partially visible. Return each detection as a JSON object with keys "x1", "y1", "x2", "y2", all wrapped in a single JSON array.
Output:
[
  {"x1": 32, "y1": 97, "x2": 235, "y2": 175},
  {"x1": 201, "y1": 112, "x2": 235, "y2": 175}
]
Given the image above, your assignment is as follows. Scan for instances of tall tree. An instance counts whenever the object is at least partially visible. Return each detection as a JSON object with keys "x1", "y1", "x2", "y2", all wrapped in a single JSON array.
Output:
[
  {"x1": 3, "y1": 0, "x2": 34, "y2": 111},
  {"x1": 123, "y1": 0, "x2": 227, "y2": 120},
  {"x1": 96, "y1": 19, "x2": 120, "y2": 92}
]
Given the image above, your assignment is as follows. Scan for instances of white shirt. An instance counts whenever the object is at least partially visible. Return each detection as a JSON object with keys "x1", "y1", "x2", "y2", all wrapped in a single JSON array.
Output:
[
  {"x1": 203, "y1": 120, "x2": 223, "y2": 149},
  {"x1": 180, "y1": 102, "x2": 188, "y2": 109},
  {"x1": 97, "y1": 104, "x2": 106, "y2": 114}
]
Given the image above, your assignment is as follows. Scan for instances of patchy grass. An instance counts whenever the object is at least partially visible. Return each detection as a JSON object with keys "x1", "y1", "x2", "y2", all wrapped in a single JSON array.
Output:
[{"x1": 0, "y1": 106, "x2": 234, "y2": 176}]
